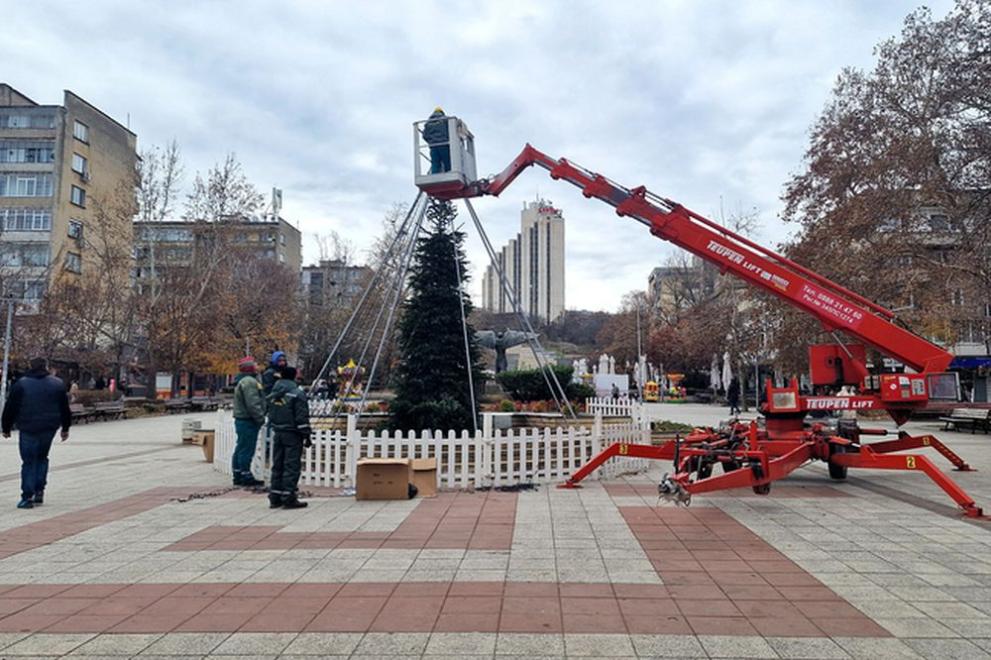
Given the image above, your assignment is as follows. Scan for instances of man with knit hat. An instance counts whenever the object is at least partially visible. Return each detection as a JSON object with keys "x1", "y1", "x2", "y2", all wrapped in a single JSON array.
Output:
[{"x1": 232, "y1": 356, "x2": 266, "y2": 487}]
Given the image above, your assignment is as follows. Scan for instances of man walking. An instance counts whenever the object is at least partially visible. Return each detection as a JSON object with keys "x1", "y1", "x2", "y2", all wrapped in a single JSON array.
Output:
[
  {"x1": 1, "y1": 358, "x2": 71, "y2": 509},
  {"x1": 266, "y1": 365, "x2": 311, "y2": 509},
  {"x1": 232, "y1": 356, "x2": 266, "y2": 487},
  {"x1": 727, "y1": 377, "x2": 741, "y2": 416}
]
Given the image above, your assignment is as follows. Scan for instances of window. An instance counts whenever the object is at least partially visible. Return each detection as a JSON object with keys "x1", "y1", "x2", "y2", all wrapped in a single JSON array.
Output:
[
  {"x1": 64, "y1": 252, "x2": 82, "y2": 274},
  {"x1": 952, "y1": 289, "x2": 965, "y2": 306},
  {"x1": 928, "y1": 214, "x2": 951, "y2": 232},
  {"x1": 280, "y1": 233, "x2": 286, "y2": 246},
  {"x1": 72, "y1": 120, "x2": 89, "y2": 143},
  {"x1": 279, "y1": 253, "x2": 285, "y2": 263},
  {"x1": 22, "y1": 280, "x2": 45, "y2": 301},
  {"x1": 70, "y1": 185, "x2": 86, "y2": 207},
  {"x1": 0, "y1": 111, "x2": 56, "y2": 129},
  {"x1": 71, "y1": 153, "x2": 87, "y2": 176},
  {"x1": 0, "y1": 173, "x2": 54, "y2": 197},
  {"x1": 0, "y1": 141, "x2": 56, "y2": 163},
  {"x1": 985, "y1": 304, "x2": 991, "y2": 318},
  {"x1": 0, "y1": 208, "x2": 51, "y2": 231},
  {"x1": 68, "y1": 219, "x2": 84, "y2": 240},
  {"x1": 0, "y1": 243, "x2": 50, "y2": 268}
]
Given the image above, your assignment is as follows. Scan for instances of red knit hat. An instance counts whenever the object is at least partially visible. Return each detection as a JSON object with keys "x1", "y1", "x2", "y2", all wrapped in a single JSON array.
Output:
[{"x1": 238, "y1": 356, "x2": 257, "y2": 373}]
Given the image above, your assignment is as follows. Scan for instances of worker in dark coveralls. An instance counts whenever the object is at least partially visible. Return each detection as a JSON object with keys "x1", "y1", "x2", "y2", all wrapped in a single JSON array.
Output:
[
  {"x1": 1, "y1": 357, "x2": 71, "y2": 509},
  {"x1": 423, "y1": 107, "x2": 451, "y2": 174},
  {"x1": 266, "y1": 366, "x2": 311, "y2": 509},
  {"x1": 231, "y1": 356, "x2": 266, "y2": 487}
]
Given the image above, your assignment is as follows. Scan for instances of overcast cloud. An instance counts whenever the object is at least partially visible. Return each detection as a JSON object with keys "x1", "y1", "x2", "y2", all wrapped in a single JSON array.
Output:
[{"x1": 2, "y1": 0, "x2": 953, "y2": 311}]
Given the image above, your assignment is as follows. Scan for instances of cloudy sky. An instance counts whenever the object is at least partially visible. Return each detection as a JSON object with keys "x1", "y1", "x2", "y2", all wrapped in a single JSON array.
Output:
[{"x1": 4, "y1": 0, "x2": 952, "y2": 311}]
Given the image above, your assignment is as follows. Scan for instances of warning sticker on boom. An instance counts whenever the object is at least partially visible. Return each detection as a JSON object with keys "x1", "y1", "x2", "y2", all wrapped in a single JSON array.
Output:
[{"x1": 799, "y1": 283, "x2": 865, "y2": 329}]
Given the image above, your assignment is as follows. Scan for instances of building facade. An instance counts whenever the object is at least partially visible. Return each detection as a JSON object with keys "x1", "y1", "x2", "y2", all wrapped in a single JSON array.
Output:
[
  {"x1": 0, "y1": 84, "x2": 138, "y2": 301},
  {"x1": 301, "y1": 259, "x2": 371, "y2": 308},
  {"x1": 133, "y1": 215, "x2": 302, "y2": 291},
  {"x1": 481, "y1": 200, "x2": 564, "y2": 322}
]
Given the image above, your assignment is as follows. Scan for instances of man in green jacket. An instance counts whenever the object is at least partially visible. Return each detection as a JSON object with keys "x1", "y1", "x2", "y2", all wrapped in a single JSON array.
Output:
[
  {"x1": 232, "y1": 357, "x2": 266, "y2": 487},
  {"x1": 266, "y1": 365, "x2": 311, "y2": 509}
]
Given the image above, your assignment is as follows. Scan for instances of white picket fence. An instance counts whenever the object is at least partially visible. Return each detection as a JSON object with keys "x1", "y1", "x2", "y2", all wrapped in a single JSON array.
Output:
[
  {"x1": 212, "y1": 411, "x2": 650, "y2": 490},
  {"x1": 586, "y1": 396, "x2": 651, "y2": 426}
]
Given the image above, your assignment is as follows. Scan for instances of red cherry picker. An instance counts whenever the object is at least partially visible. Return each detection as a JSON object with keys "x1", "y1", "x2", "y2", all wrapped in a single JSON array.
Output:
[{"x1": 413, "y1": 115, "x2": 983, "y2": 518}]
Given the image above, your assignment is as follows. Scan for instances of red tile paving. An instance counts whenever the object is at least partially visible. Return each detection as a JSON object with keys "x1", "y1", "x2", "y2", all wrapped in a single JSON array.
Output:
[
  {"x1": 618, "y1": 506, "x2": 889, "y2": 638},
  {"x1": 0, "y1": 487, "x2": 204, "y2": 561},
  {"x1": 164, "y1": 491, "x2": 517, "y2": 552},
  {"x1": 0, "y1": 488, "x2": 891, "y2": 637}
]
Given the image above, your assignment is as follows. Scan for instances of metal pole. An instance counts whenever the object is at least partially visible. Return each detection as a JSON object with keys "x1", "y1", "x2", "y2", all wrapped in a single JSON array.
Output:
[
  {"x1": 636, "y1": 304, "x2": 643, "y2": 393},
  {"x1": 0, "y1": 300, "x2": 13, "y2": 410}
]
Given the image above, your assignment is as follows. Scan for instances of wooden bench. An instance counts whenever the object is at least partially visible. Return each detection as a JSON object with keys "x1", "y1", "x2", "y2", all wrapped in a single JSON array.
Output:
[
  {"x1": 939, "y1": 408, "x2": 991, "y2": 434},
  {"x1": 70, "y1": 403, "x2": 94, "y2": 424},
  {"x1": 165, "y1": 399, "x2": 192, "y2": 414},
  {"x1": 190, "y1": 396, "x2": 220, "y2": 412},
  {"x1": 93, "y1": 401, "x2": 125, "y2": 421}
]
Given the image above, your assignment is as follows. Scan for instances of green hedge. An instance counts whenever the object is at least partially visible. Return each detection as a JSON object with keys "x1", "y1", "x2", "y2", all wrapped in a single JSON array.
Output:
[{"x1": 496, "y1": 366, "x2": 593, "y2": 402}]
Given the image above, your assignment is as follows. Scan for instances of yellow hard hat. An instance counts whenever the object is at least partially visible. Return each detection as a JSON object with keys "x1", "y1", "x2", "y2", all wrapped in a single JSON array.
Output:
[{"x1": 433, "y1": 106, "x2": 444, "y2": 114}]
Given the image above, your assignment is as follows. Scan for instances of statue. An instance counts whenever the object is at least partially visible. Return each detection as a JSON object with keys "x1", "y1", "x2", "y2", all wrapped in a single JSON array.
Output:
[
  {"x1": 608, "y1": 355, "x2": 616, "y2": 375},
  {"x1": 598, "y1": 353, "x2": 610, "y2": 376},
  {"x1": 476, "y1": 329, "x2": 538, "y2": 373}
]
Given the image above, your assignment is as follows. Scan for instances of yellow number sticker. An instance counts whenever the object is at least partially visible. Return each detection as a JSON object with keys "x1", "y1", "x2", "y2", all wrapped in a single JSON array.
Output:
[
  {"x1": 922, "y1": 437, "x2": 930, "y2": 446},
  {"x1": 618, "y1": 443, "x2": 628, "y2": 455},
  {"x1": 906, "y1": 456, "x2": 916, "y2": 469}
]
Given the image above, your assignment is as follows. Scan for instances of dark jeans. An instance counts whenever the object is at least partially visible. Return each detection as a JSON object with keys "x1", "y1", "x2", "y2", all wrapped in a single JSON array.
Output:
[
  {"x1": 232, "y1": 418, "x2": 261, "y2": 482},
  {"x1": 729, "y1": 403, "x2": 741, "y2": 415},
  {"x1": 430, "y1": 145, "x2": 451, "y2": 173},
  {"x1": 19, "y1": 429, "x2": 56, "y2": 500},
  {"x1": 269, "y1": 430, "x2": 303, "y2": 502}
]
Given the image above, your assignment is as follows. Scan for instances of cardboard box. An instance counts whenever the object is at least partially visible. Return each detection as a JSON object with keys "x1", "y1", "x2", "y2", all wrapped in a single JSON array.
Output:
[
  {"x1": 410, "y1": 458, "x2": 437, "y2": 498},
  {"x1": 356, "y1": 458, "x2": 411, "y2": 500},
  {"x1": 192, "y1": 430, "x2": 215, "y2": 463}
]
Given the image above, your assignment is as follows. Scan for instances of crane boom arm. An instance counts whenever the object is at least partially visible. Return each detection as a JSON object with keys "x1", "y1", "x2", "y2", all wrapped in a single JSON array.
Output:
[{"x1": 460, "y1": 144, "x2": 952, "y2": 374}]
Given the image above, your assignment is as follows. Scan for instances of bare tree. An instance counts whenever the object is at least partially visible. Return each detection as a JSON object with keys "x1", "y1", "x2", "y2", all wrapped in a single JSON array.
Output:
[
  {"x1": 781, "y1": 0, "x2": 991, "y2": 363},
  {"x1": 184, "y1": 153, "x2": 264, "y2": 222},
  {"x1": 137, "y1": 139, "x2": 183, "y2": 222}
]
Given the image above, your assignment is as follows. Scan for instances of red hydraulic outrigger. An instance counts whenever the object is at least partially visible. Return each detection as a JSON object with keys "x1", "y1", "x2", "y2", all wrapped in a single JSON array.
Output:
[{"x1": 415, "y1": 123, "x2": 983, "y2": 518}]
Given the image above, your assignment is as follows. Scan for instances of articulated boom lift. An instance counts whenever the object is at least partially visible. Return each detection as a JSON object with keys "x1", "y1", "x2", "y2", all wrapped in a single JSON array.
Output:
[{"x1": 414, "y1": 116, "x2": 983, "y2": 517}]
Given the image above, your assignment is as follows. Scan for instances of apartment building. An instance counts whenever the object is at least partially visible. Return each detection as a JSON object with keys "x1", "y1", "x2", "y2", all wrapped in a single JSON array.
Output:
[
  {"x1": 481, "y1": 200, "x2": 565, "y2": 322},
  {"x1": 0, "y1": 84, "x2": 138, "y2": 301},
  {"x1": 132, "y1": 215, "x2": 302, "y2": 290}
]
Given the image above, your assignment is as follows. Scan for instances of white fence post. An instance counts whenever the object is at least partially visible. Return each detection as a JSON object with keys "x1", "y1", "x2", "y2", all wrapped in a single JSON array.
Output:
[{"x1": 345, "y1": 414, "x2": 358, "y2": 487}]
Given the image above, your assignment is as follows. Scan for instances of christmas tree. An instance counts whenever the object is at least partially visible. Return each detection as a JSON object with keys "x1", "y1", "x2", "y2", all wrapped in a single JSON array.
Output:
[{"x1": 389, "y1": 198, "x2": 484, "y2": 431}]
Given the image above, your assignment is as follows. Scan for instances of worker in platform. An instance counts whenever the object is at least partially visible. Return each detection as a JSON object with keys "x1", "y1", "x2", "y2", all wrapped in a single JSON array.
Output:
[
  {"x1": 1, "y1": 357, "x2": 71, "y2": 509},
  {"x1": 266, "y1": 365, "x2": 312, "y2": 509},
  {"x1": 727, "y1": 377, "x2": 741, "y2": 416},
  {"x1": 423, "y1": 106, "x2": 451, "y2": 174},
  {"x1": 231, "y1": 356, "x2": 266, "y2": 487}
]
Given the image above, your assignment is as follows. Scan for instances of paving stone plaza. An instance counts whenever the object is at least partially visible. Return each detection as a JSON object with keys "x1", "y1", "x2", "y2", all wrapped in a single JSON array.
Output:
[{"x1": 0, "y1": 405, "x2": 988, "y2": 658}]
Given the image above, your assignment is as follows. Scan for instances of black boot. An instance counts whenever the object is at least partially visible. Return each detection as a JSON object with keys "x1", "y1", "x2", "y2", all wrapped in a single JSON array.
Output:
[
  {"x1": 282, "y1": 497, "x2": 308, "y2": 509},
  {"x1": 268, "y1": 496, "x2": 283, "y2": 509},
  {"x1": 242, "y1": 477, "x2": 265, "y2": 488}
]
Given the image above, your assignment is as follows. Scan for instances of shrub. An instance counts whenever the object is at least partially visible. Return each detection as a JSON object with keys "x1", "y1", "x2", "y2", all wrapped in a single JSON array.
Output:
[
  {"x1": 498, "y1": 399, "x2": 515, "y2": 412},
  {"x1": 74, "y1": 389, "x2": 121, "y2": 406},
  {"x1": 496, "y1": 365, "x2": 574, "y2": 401},
  {"x1": 388, "y1": 396, "x2": 475, "y2": 432}
]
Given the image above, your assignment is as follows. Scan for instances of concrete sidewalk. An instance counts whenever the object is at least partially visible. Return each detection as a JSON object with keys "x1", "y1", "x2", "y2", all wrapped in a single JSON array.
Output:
[{"x1": 0, "y1": 409, "x2": 986, "y2": 657}]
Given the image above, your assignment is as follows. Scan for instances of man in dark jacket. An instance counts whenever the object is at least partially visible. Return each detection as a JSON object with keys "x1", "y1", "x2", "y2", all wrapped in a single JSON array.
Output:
[
  {"x1": 262, "y1": 351, "x2": 287, "y2": 396},
  {"x1": 232, "y1": 356, "x2": 266, "y2": 487},
  {"x1": 266, "y1": 366, "x2": 311, "y2": 509},
  {"x1": 1, "y1": 358, "x2": 71, "y2": 509},
  {"x1": 423, "y1": 107, "x2": 451, "y2": 174},
  {"x1": 727, "y1": 377, "x2": 741, "y2": 416}
]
